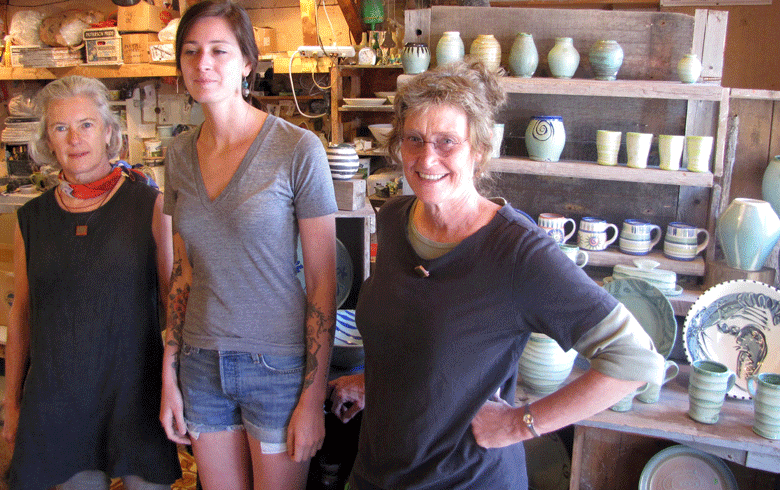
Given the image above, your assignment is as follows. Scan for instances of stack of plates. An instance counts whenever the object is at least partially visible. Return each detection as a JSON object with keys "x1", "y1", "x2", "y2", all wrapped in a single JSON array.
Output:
[{"x1": 609, "y1": 259, "x2": 682, "y2": 296}]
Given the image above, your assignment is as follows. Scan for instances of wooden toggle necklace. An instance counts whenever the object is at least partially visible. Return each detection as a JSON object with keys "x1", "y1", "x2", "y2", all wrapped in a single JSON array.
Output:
[{"x1": 57, "y1": 167, "x2": 122, "y2": 236}]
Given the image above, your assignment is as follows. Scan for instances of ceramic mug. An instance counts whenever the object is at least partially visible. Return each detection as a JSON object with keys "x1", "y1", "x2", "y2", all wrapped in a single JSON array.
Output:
[
  {"x1": 610, "y1": 383, "x2": 649, "y2": 412},
  {"x1": 539, "y1": 213, "x2": 576, "y2": 244},
  {"x1": 658, "y1": 135, "x2": 685, "y2": 171},
  {"x1": 688, "y1": 360, "x2": 736, "y2": 424},
  {"x1": 626, "y1": 132, "x2": 653, "y2": 169},
  {"x1": 686, "y1": 135, "x2": 714, "y2": 173},
  {"x1": 596, "y1": 130, "x2": 621, "y2": 166},
  {"x1": 578, "y1": 217, "x2": 618, "y2": 251},
  {"x1": 747, "y1": 372, "x2": 780, "y2": 440},
  {"x1": 619, "y1": 219, "x2": 662, "y2": 255},
  {"x1": 637, "y1": 360, "x2": 679, "y2": 404},
  {"x1": 663, "y1": 222, "x2": 709, "y2": 261},
  {"x1": 558, "y1": 243, "x2": 588, "y2": 268}
]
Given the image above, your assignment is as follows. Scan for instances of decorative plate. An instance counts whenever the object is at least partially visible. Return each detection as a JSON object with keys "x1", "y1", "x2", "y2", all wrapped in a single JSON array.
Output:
[
  {"x1": 604, "y1": 278, "x2": 677, "y2": 358},
  {"x1": 343, "y1": 98, "x2": 387, "y2": 107},
  {"x1": 295, "y1": 238, "x2": 353, "y2": 309},
  {"x1": 684, "y1": 279, "x2": 780, "y2": 399},
  {"x1": 639, "y1": 445, "x2": 737, "y2": 490},
  {"x1": 335, "y1": 309, "x2": 362, "y2": 346}
]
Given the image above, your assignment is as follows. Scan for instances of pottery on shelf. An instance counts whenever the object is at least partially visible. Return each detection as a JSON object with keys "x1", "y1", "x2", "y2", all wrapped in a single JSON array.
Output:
[
  {"x1": 716, "y1": 198, "x2": 780, "y2": 272},
  {"x1": 547, "y1": 37, "x2": 579, "y2": 79},
  {"x1": 762, "y1": 155, "x2": 780, "y2": 216},
  {"x1": 436, "y1": 31, "x2": 465, "y2": 67},
  {"x1": 401, "y1": 43, "x2": 430, "y2": 74},
  {"x1": 525, "y1": 116, "x2": 566, "y2": 162},
  {"x1": 677, "y1": 53, "x2": 702, "y2": 83},
  {"x1": 508, "y1": 32, "x2": 538, "y2": 78},
  {"x1": 518, "y1": 333, "x2": 578, "y2": 395},
  {"x1": 589, "y1": 40, "x2": 624, "y2": 81},
  {"x1": 327, "y1": 143, "x2": 360, "y2": 180},
  {"x1": 470, "y1": 34, "x2": 502, "y2": 72}
]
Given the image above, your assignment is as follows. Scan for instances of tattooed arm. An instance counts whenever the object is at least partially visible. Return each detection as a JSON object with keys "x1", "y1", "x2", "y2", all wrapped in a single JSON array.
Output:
[
  {"x1": 160, "y1": 232, "x2": 192, "y2": 445},
  {"x1": 287, "y1": 214, "x2": 337, "y2": 463}
]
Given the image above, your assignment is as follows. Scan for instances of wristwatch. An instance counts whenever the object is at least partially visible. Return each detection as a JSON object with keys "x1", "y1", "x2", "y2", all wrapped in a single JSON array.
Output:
[{"x1": 523, "y1": 403, "x2": 539, "y2": 438}]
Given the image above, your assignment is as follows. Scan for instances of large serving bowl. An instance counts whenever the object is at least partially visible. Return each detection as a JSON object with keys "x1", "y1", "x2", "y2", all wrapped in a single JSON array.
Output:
[
  {"x1": 368, "y1": 124, "x2": 392, "y2": 147},
  {"x1": 331, "y1": 309, "x2": 364, "y2": 370}
]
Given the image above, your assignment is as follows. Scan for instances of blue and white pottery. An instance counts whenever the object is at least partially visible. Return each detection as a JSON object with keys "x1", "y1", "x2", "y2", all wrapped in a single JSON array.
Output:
[
  {"x1": 525, "y1": 116, "x2": 566, "y2": 162},
  {"x1": 327, "y1": 143, "x2": 360, "y2": 180},
  {"x1": 716, "y1": 198, "x2": 780, "y2": 272}
]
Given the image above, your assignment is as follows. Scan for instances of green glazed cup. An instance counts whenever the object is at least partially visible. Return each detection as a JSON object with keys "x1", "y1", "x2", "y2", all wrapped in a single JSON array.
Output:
[{"x1": 688, "y1": 360, "x2": 736, "y2": 424}]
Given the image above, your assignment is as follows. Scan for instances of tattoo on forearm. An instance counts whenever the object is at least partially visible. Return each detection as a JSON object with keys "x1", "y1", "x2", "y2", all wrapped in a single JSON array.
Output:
[
  {"x1": 167, "y1": 257, "x2": 189, "y2": 371},
  {"x1": 304, "y1": 301, "x2": 335, "y2": 390}
]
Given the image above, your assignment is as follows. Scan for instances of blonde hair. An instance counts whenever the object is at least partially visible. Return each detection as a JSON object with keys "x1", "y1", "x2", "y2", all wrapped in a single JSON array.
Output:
[{"x1": 31, "y1": 75, "x2": 122, "y2": 167}]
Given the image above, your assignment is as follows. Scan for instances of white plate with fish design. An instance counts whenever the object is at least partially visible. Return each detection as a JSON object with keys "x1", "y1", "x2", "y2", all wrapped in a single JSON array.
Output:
[{"x1": 683, "y1": 280, "x2": 780, "y2": 399}]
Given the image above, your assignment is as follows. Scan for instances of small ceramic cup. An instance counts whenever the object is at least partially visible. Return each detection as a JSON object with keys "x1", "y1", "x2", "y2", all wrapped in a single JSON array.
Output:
[
  {"x1": 658, "y1": 135, "x2": 685, "y2": 171},
  {"x1": 747, "y1": 372, "x2": 780, "y2": 440},
  {"x1": 559, "y1": 243, "x2": 589, "y2": 268},
  {"x1": 688, "y1": 360, "x2": 736, "y2": 424},
  {"x1": 539, "y1": 213, "x2": 576, "y2": 244},
  {"x1": 619, "y1": 219, "x2": 662, "y2": 256},
  {"x1": 663, "y1": 222, "x2": 709, "y2": 261},
  {"x1": 686, "y1": 135, "x2": 714, "y2": 173},
  {"x1": 626, "y1": 132, "x2": 653, "y2": 169},
  {"x1": 578, "y1": 217, "x2": 618, "y2": 251},
  {"x1": 596, "y1": 130, "x2": 622, "y2": 166},
  {"x1": 637, "y1": 360, "x2": 679, "y2": 404},
  {"x1": 610, "y1": 383, "x2": 650, "y2": 412}
]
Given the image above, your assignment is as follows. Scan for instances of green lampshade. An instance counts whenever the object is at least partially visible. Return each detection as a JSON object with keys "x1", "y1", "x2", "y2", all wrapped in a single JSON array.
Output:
[{"x1": 362, "y1": 0, "x2": 384, "y2": 30}]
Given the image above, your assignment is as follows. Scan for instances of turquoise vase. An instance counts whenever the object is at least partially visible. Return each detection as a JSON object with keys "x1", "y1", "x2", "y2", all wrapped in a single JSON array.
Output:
[
  {"x1": 589, "y1": 40, "x2": 623, "y2": 81},
  {"x1": 508, "y1": 33, "x2": 538, "y2": 78},
  {"x1": 716, "y1": 198, "x2": 780, "y2": 271},
  {"x1": 547, "y1": 37, "x2": 579, "y2": 79},
  {"x1": 762, "y1": 155, "x2": 780, "y2": 216},
  {"x1": 436, "y1": 31, "x2": 464, "y2": 67},
  {"x1": 525, "y1": 116, "x2": 566, "y2": 162}
]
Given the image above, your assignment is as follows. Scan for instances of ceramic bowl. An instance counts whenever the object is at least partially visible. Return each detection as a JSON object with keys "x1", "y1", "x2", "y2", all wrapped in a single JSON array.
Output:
[
  {"x1": 368, "y1": 124, "x2": 393, "y2": 146},
  {"x1": 332, "y1": 310, "x2": 364, "y2": 369}
]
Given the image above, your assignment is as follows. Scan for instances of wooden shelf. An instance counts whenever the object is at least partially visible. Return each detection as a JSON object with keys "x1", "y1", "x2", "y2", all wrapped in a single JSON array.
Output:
[
  {"x1": 0, "y1": 64, "x2": 177, "y2": 80},
  {"x1": 586, "y1": 248, "x2": 705, "y2": 276},
  {"x1": 490, "y1": 157, "x2": 715, "y2": 187},
  {"x1": 498, "y1": 78, "x2": 726, "y2": 101},
  {"x1": 339, "y1": 106, "x2": 393, "y2": 112}
]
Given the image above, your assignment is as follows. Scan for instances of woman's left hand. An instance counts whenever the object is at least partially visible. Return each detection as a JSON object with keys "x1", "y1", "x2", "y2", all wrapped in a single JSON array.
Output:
[
  {"x1": 287, "y1": 399, "x2": 326, "y2": 462},
  {"x1": 471, "y1": 397, "x2": 523, "y2": 449}
]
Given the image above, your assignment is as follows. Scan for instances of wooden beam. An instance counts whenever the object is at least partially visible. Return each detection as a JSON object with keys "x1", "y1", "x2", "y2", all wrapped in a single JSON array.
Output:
[
  {"x1": 300, "y1": 0, "x2": 318, "y2": 46},
  {"x1": 337, "y1": 0, "x2": 364, "y2": 45}
]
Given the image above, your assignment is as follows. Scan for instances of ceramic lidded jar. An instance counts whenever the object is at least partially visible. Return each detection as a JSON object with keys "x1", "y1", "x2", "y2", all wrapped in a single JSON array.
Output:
[
  {"x1": 508, "y1": 33, "x2": 538, "y2": 78},
  {"x1": 436, "y1": 31, "x2": 465, "y2": 67},
  {"x1": 762, "y1": 155, "x2": 780, "y2": 216},
  {"x1": 589, "y1": 40, "x2": 624, "y2": 81},
  {"x1": 327, "y1": 143, "x2": 360, "y2": 180},
  {"x1": 469, "y1": 34, "x2": 502, "y2": 72},
  {"x1": 547, "y1": 37, "x2": 579, "y2": 79},
  {"x1": 677, "y1": 53, "x2": 702, "y2": 83},
  {"x1": 525, "y1": 116, "x2": 566, "y2": 162},
  {"x1": 716, "y1": 198, "x2": 780, "y2": 271},
  {"x1": 401, "y1": 43, "x2": 431, "y2": 74}
]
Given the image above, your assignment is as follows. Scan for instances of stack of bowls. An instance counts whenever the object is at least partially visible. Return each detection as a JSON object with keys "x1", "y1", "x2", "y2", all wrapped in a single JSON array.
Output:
[{"x1": 611, "y1": 259, "x2": 681, "y2": 296}]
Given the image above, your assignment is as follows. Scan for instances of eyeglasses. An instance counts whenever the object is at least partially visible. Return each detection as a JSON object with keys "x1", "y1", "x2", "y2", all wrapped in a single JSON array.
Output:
[{"x1": 400, "y1": 134, "x2": 464, "y2": 156}]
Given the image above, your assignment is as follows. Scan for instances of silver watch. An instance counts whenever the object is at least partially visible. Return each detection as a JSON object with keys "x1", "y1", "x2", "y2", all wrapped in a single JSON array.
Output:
[{"x1": 523, "y1": 403, "x2": 539, "y2": 438}]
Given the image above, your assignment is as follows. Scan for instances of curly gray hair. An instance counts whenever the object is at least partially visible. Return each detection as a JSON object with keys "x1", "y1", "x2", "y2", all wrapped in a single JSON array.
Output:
[{"x1": 30, "y1": 75, "x2": 122, "y2": 166}]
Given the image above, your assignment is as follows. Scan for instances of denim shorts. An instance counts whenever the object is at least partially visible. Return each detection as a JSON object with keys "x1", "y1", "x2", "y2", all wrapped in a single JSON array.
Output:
[{"x1": 179, "y1": 343, "x2": 306, "y2": 454}]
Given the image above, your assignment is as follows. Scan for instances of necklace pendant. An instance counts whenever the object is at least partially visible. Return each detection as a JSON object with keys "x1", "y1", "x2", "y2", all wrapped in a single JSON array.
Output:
[{"x1": 75, "y1": 225, "x2": 88, "y2": 236}]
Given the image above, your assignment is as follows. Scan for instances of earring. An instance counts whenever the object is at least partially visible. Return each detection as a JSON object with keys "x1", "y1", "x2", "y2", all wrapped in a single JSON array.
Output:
[{"x1": 242, "y1": 76, "x2": 250, "y2": 98}]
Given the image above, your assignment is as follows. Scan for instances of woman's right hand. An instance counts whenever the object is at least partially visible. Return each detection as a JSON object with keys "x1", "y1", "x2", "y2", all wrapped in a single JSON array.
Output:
[
  {"x1": 327, "y1": 373, "x2": 366, "y2": 423},
  {"x1": 2, "y1": 402, "x2": 20, "y2": 449},
  {"x1": 160, "y1": 379, "x2": 190, "y2": 445}
]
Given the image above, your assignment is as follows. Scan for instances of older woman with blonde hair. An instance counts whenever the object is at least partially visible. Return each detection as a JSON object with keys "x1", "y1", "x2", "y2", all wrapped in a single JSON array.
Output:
[
  {"x1": 329, "y1": 60, "x2": 665, "y2": 489},
  {"x1": 2, "y1": 75, "x2": 179, "y2": 490}
]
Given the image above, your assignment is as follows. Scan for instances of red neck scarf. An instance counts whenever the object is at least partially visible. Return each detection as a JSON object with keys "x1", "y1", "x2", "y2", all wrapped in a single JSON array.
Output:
[{"x1": 58, "y1": 167, "x2": 122, "y2": 199}]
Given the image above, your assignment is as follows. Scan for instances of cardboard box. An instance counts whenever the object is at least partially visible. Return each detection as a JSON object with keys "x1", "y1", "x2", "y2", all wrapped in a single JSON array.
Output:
[
  {"x1": 10, "y1": 45, "x2": 83, "y2": 68},
  {"x1": 253, "y1": 27, "x2": 277, "y2": 55},
  {"x1": 122, "y1": 33, "x2": 158, "y2": 63},
  {"x1": 84, "y1": 27, "x2": 123, "y2": 65},
  {"x1": 149, "y1": 43, "x2": 175, "y2": 63},
  {"x1": 117, "y1": 2, "x2": 177, "y2": 33}
]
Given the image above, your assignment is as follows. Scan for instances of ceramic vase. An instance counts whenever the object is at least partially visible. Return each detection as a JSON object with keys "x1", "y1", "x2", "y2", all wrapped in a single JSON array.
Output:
[
  {"x1": 762, "y1": 155, "x2": 780, "y2": 216},
  {"x1": 470, "y1": 34, "x2": 502, "y2": 72},
  {"x1": 716, "y1": 198, "x2": 780, "y2": 271},
  {"x1": 589, "y1": 40, "x2": 623, "y2": 81},
  {"x1": 677, "y1": 53, "x2": 702, "y2": 83},
  {"x1": 525, "y1": 116, "x2": 566, "y2": 162},
  {"x1": 518, "y1": 333, "x2": 578, "y2": 394},
  {"x1": 327, "y1": 144, "x2": 360, "y2": 180},
  {"x1": 401, "y1": 43, "x2": 430, "y2": 74},
  {"x1": 547, "y1": 37, "x2": 579, "y2": 79},
  {"x1": 436, "y1": 31, "x2": 465, "y2": 67},
  {"x1": 508, "y1": 32, "x2": 538, "y2": 78}
]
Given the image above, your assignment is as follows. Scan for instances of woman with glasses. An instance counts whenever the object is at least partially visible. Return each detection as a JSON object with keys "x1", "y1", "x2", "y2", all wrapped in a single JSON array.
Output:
[{"x1": 328, "y1": 60, "x2": 665, "y2": 489}]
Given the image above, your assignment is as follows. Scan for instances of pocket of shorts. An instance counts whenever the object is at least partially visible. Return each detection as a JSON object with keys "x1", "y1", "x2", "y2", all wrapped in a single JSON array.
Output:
[{"x1": 261, "y1": 354, "x2": 306, "y2": 373}]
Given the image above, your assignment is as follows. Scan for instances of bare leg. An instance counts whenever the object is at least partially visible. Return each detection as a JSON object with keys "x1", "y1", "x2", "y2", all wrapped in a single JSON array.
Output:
[
  {"x1": 191, "y1": 430, "x2": 252, "y2": 490},
  {"x1": 248, "y1": 436, "x2": 311, "y2": 490}
]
